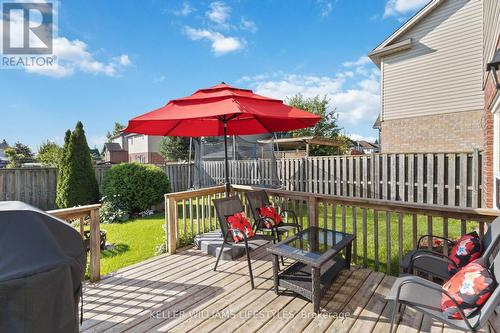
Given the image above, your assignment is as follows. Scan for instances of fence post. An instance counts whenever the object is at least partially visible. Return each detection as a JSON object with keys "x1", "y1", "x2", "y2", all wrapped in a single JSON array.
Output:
[
  {"x1": 166, "y1": 197, "x2": 178, "y2": 254},
  {"x1": 89, "y1": 208, "x2": 101, "y2": 282},
  {"x1": 308, "y1": 195, "x2": 318, "y2": 227}
]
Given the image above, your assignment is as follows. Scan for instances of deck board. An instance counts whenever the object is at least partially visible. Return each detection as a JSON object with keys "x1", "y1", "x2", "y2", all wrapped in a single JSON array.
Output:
[{"x1": 81, "y1": 246, "x2": 499, "y2": 333}]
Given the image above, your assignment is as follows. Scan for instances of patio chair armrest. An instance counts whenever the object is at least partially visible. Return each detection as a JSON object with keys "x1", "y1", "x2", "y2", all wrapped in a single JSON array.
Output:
[
  {"x1": 408, "y1": 250, "x2": 458, "y2": 274},
  {"x1": 394, "y1": 278, "x2": 474, "y2": 331},
  {"x1": 252, "y1": 217, "x2": 266, "y2": 232},
  {"x1": 417, "y1": 235, "x2": 455, "y2": 249},
  {"x1": 280, "y1": 209, "x2": 299, "y2": 226}
]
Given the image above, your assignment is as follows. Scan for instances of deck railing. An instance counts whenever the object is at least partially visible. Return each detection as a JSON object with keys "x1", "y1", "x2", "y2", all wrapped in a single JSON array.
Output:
[
  {"x1": 165, "y1": 185, "x2": 500, "y2": 275},
  {"x1": 47, "y1": 204, "x2": 101, "y2": 281}
]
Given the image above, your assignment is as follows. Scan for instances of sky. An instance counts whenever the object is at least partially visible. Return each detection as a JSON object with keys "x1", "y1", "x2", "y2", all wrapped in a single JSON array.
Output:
[{"x1": 0, "y1": 0, "x2": 431, "y2": 152}]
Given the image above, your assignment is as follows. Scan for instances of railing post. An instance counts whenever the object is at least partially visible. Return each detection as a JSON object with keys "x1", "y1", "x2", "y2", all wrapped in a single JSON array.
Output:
[
  {"x1": 308, "y1": 195, "x2": 318, "y2": 227},
  {"x1": 89, "y1": 208, "x2": 101, "y2": 282},
  {"x1": 166, "y1": 197, "x2": 177, "y2": 254}
]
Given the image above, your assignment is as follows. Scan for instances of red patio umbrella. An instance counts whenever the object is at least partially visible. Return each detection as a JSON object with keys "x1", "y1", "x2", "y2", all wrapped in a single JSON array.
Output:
[{"x1": 124, "y1": 82, "x2": 321, "y2": 193}]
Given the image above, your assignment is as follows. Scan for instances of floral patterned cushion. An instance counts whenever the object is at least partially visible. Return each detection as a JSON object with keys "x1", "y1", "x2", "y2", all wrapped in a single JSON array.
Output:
[
  {"x1": 226, "y1": 212, "x2": 255, "y2": 243},
  {"x1": 441, "y1": 259, "x2": 496, "y2": 319},
  {"x1": 257, "y1": 205, "x2": 283, "y2": 228},
  {"x1": 448, "y1": 232, "x2": 482, "y2": 275}
]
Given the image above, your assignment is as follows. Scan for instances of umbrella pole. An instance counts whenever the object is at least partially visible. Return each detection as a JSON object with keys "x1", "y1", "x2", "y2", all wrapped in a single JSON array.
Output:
[{"x1": 223, "y1": 119, "x2": 231, "y2": 196}]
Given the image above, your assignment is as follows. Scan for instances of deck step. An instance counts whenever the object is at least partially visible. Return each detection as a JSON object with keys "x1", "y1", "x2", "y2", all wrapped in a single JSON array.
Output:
[{"x1": 194, "y1": 230, "x2": 245, "y2": 260}]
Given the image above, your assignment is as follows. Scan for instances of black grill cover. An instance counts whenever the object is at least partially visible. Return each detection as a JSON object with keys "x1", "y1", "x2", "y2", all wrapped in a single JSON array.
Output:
[{"x1": 0, "y1": 201, "x2": 86, "y2": 333}]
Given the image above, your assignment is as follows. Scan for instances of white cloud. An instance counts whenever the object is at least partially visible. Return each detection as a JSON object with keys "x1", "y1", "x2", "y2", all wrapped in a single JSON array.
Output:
[
  {"x1": 25, "y1": 37, "x2": 131, "y2": 78},
  {"x1": 206, "y1": 1, "x2": 231, "y2": 27},
  {"x1": 317, "y1": 0, "x2": 333, "y2": 17},
  {"x1": 242, "y1": 57, "x2": 381, "y2": 126},
  {"x1": 252, "y1": 74, "x2": 345, "y2": 101},
  {"x1": 153, "y1": 75, "x2": 166, "y2": 83},
  {"x1": 348, "y1": 134, "x2": 377, "y2": 142},
  {"x1": 342, "y1": 56, "x2": 371, "y2": 68},
  {"x1": 173, "y1": 2, "x2": 194, "y2": 16},
  {"x1": 1, "y1": 3, "x2": 131, "y2": 78},
  {"x1": 240, "y1": 17, "x2": 257, "y2": 33},
  {"x1": 184, "y1": 26, "x2": 244, "y2": 55},
  {"x1": 384, "y1": 0, "x2": 429, "y2": 18}
]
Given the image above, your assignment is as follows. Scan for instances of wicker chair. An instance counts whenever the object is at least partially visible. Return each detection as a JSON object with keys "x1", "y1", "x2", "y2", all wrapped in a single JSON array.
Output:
[
  {"x1": 212, "y1": 196, "x2": 273, "y2": 289},
  {"x1": 244, "y1": 190, "x2": 301, "y2": 243},
  {"x1": 386, "y1": 230, "x2": 500, "y2": 333},
  {"x1": 401, "y1": 217, "x2": 500, "y2": 282}
]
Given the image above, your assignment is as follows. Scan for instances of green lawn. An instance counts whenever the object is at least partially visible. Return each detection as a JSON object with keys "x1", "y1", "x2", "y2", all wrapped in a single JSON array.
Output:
[
  {"x1": 85, "y1": 202, "x2": 477, "y2": 279},
  {"x1": 88, "y1": 214, "x2": 165, "y2": 278},
  {"x1": 172, "y1": 201, "x2": 477, "y2": 275}
]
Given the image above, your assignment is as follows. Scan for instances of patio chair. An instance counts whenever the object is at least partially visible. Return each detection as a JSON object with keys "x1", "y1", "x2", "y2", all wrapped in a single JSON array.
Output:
[
  {"x1": 212, "y1": 196, "x2": 273, "y2": 289},
  {"x1": 244, "y1": 190, "x2": 302, "y2": 243},
  {"x1": 386, "y1": 234, "x2": 500, "y2": 333},
  {"x1": 401, "y1": 217, "x2": 500, "y2": 281}
]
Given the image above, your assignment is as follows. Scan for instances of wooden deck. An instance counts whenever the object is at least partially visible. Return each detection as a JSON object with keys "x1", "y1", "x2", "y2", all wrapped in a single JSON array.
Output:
[{"x1": 81, "y1": 245, "x2": 498, "y2": 333}]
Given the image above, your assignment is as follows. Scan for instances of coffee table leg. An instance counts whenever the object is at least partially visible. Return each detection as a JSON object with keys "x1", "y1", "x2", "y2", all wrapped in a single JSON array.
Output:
[
  {"x1": 345, "y1": 242, "x2": 352, "y2": 270},
  {"x1": 273, "y1": 254, "x2": 279, "y2": 294},
  {"x1": 312, "y1": 267, "x2": 320, "y2": 313}
]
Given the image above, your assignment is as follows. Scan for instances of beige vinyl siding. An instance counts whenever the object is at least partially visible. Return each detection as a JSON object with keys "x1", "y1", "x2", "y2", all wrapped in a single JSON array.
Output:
[
  {"x1": 483, "y1": 0, "x2": 500, "y2": 67},
  {"x1": 381, "y1": 0, "x2": 484, "y2": 121}
]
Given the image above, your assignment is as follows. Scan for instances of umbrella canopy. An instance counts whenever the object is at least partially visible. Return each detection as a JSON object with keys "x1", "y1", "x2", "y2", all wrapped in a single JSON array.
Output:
[
  {"x1": 124, "y1": 83, "x2": 320, "y2": 137},
  {"x1": 124, "y1": 83, "x2": 321, "y2": 193}
]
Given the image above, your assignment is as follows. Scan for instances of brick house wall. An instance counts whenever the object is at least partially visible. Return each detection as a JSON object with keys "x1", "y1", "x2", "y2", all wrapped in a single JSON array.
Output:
[
  {"x1": 380, "y1": 110, "x2": 484, "y2": 153},
  {"x1": 483, "y1": 38, "x2": 500, "y2": 208},
  {"x1": 106, "y1": 150, "x2": 128, "y2": 164},
  {"x1": 129, "y1": 152, "x2": 165, "y2": 164}
]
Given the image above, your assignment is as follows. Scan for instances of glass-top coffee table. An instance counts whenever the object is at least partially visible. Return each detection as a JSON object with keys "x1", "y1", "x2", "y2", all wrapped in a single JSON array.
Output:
[{"x1": 267, "y1": 226, "x2": 355, "y2": 313}]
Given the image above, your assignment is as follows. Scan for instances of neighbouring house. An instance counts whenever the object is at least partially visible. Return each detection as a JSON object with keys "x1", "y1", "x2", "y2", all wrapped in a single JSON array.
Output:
[
  {"x1": 369, "y1": 0, "x2": 488, "y2": 153},
  {"x1": 105, "y1": 132, "x2": 166, "y2": 164},
  {"x1": 103, "y1": 142, "x2": 128, "y2": 164},
  {"x1": 351, "y1": 140, "x2": 380, "y2": 155},
  {"x1": 369, "y1": 0, "x2": 500, "y2": 208},
  {"x1": 126, "y1": 134, "x2": 165, "y2": 164}
]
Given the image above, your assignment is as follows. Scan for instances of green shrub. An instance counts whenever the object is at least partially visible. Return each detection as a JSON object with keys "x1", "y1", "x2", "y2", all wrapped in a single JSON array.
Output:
[
  {"x1": 101, "y1": 163, "x2": 170, "y2": 213},
  {"x1": 100, "y1": 195, "x2": 130, "y2": 224}
]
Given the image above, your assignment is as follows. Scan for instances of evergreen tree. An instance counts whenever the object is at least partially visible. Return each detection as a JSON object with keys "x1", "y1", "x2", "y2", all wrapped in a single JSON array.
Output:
[
  {"x1": 56, "y1": 130, "x2": 72, "y2": 208},
  {"x1": 56, "y1": 123, "x2": 99, "y2": 208}
]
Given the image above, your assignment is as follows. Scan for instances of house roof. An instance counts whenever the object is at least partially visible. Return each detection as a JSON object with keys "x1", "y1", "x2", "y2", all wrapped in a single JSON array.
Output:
[
  {"x1": 356, "y1": 140, "x2": 378, "y2": 149},
  {"x1": 369, "y1": 0, "x2": 444, "y2": 67},
  {"x1": 373, "y1": 115, "x2": 381, "y2": 129},
  {"x1": 104, "y1": 142, "x2": 126, "y2": 152}
]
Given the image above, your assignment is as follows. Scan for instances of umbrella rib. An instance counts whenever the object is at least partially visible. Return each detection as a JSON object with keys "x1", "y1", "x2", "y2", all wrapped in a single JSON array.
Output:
[
  {"x1": 163, "y1": 120, "x2": 183, "y2": 136},
  {"x1": 254, "y1": 115, "x2": 274, "y2": 133}
]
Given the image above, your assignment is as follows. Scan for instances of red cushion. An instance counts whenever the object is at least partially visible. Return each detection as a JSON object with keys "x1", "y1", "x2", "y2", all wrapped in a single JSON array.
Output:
[
  {"x1": 448, "y1": 232, "x2": 482, "y2": 274},
  {"x1": 226, "y1": 212, "x2": 255, "y2": 243},
  {"x1": 257, "y1": 205, "x2": 282, "y2": 228},
  {"x1": 441, "y1": 260, "x2": 496, "y2": 319}
]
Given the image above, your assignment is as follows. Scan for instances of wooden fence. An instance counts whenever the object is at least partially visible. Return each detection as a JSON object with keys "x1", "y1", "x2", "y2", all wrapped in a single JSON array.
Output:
[
  {"x1": 0, "y1": 167, "x2": 58, "y2": 210},
  {"x1": 0, "y1": 163, "x2": 192, "y2": 210},
  {"x1": 199, "y1": 151, "x2": 483, "y2": 208},
  {"x1": 94, "y1": 163, "x2": 191, "y2": 193},
  {"x1": 0, "y1": 151, "x2": 484, "y2": 209}
]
